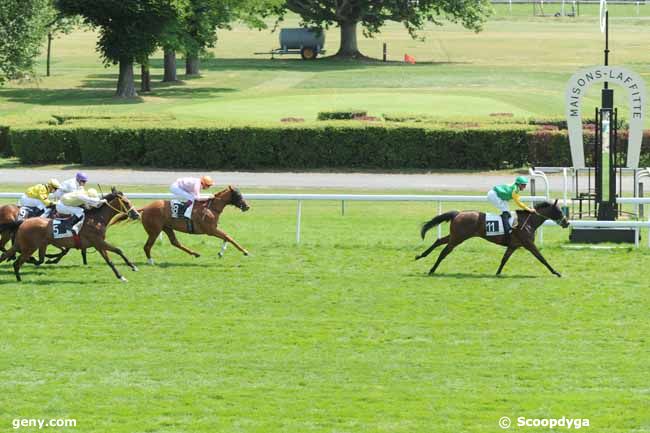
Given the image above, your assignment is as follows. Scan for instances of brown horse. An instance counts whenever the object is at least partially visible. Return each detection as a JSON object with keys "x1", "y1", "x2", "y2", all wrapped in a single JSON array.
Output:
[
  {"x1": 0, "y1": 188, "x2": 140, "y2": 282},
  {"x1": 416, "y1": 200, "x2": 570, "y2": 277},
  {"x1": 0, "y1": 204, "x2": 19, "y2": 252},
  {"x1": 115, "y1": 186, "x2": 250, "y2": 264}
]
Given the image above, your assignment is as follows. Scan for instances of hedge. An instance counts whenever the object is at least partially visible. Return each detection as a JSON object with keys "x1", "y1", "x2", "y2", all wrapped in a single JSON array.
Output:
[
  {"x1": 0, "y1": 125, "x2": 10, "y2": 157},
  {"x1": 9, "y1": 124, "x2": 650, "y2": 169}
]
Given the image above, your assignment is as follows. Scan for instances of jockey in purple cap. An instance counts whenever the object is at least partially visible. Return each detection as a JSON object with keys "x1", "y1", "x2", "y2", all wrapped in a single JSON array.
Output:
[{"x1": 53, "y1": 172, "x2": 88, "y2": 200}]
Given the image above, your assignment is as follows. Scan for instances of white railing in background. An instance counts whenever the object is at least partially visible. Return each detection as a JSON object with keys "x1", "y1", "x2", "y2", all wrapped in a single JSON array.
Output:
[{"x1": 3, "y1": 192, "x2": 650, "y2": 247}]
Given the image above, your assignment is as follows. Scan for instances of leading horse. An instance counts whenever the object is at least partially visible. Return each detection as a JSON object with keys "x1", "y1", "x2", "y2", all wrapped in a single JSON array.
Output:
[{"x1": 416, "y1": 200, "x2": 570, "y2": 277}]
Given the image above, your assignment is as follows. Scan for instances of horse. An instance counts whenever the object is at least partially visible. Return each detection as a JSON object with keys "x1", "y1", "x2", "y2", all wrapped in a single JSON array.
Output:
[
  {"x1": 416, "y1": 200, "x2": 570, "y2": 277},
  {"x1": 0, "y1": 203, "x2": 89, "y2": 265},
  {"x1": 0, "y1": 188, "x2": 140, "y2": 282},
  {"x1": 113, "y1": 185, "x2": 250, "y2": 264}
]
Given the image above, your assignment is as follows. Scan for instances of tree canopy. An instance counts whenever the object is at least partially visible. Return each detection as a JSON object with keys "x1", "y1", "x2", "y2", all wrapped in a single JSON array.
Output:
[
  {"x1": 275, "y1": 0, "x2": 492, "y2": 58},
  {"x1": 0, "y1": 0, "x2": 50, "y2": 84}
]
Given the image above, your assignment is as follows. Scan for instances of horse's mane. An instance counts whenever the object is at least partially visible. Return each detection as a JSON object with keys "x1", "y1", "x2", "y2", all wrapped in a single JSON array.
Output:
[
  {"x1": 534, "y1": 201, "x2": 553, "y2": 210},
  {"x1": 86, "y1": 192, "x2": 120, "y2": 216}
]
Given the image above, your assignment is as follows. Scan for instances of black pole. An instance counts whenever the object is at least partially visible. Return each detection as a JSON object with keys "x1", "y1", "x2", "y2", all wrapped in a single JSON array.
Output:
[
  {"x1": 604, "y1": 11, "x2": 609, "y2": 89},
  {"x1": 383, "y1": 43, "x2": 387, "y2": 62}
]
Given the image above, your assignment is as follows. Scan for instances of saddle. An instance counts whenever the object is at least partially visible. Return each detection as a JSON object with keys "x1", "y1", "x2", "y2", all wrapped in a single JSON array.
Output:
[
  {"x1": 170, "y1": 200, "x2": 190, "y2": 219},
  {"x1": 484, "y1": 212, "x2": 516, "y2": 237},
  {"x1": 51, "y1": 216, "x2": 76, "y2": 239},
  {"x1": 17, "y1": 206, "x2": 44, "y2": 220}
]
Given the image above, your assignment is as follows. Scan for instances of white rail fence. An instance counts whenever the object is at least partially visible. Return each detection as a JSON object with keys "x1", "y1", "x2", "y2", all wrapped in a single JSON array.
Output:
[{"x1": 2, "y1": 192, "x2": 650, "y2": 247}]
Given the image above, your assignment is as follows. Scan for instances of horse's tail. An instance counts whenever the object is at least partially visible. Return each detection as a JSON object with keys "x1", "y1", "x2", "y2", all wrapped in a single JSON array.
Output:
[
  {"x1": 421, "y1": 211, "x2": 459, "y2": 239},
  {"x1": 0, "y1": 219, "x2": 23, "y2": 233},
  {"x1": 109, "y1": 208, "x2": 144, "y2": 226}
]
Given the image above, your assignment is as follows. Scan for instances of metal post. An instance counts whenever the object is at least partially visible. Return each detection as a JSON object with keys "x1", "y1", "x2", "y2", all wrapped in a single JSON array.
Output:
[
  {"x1": 296, "y1": 200, "x2": 302, "y2": 244},
  {"x1": 635, "y1": 227, "x2": 640, "y2": 248},
  {"x1": 341, "y1": 200, "x2": 345, "y2": 216},
  {"x1": 437, "y1": 201, "x2": 442, "y2": 239},
  {"x1": 383, "y1": 43, "x2": 387, "y2": 62},
  {"x1": 637, "y1": 182, "x2": 643, "y2": 219}
]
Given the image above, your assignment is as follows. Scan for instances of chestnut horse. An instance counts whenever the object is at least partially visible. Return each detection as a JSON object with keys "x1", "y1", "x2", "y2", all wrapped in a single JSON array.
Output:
[
  {"x1": 0, "y1": 189, "x2": 140, "y2": 282},
  {"x1": 416, "y1": 200, "x2": 570, "y2": 277},
  {"x1": 114, "y1": 186, "x2": 250, "y2": 264}
]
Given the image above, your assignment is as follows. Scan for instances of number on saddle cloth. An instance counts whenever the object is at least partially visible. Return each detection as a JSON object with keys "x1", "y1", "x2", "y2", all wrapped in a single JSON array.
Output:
[
  {"x1": 170, "y1": 200, "x2": 190, "y2": 219},
  {"x1": 18, "y1": 206, "x2": 44, "y2": 220},
  {"x1": 485, "y1": 213, "x2": 516, "y2": 237},
  {"x1": 51, "y1": 217, "x2": 75, "y2": 239}
]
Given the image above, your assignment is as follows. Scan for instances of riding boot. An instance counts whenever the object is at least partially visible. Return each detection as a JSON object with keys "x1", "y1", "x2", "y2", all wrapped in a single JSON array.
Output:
[
  {"x1": 183, "y1": 201, "x2": 194, "y2": 219},
  {"x1": 501, "y1": 211, "x2": 512, "y2": 244},
  {"x1": 72, "y1": 214, "x2": 84, "y2": 234}
]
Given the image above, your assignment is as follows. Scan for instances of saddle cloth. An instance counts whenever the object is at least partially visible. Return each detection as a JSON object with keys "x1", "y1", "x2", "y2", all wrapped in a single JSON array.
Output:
[
  {"x1": 51, "y1": 217, "x2": 75, "y2": 239},
  {"x1": 485, "y1": 213, "x2": 515, "y2": 237},
  {"x1": 170, "y1": 200, "x2": 190, "y2": 219},
  {"x1": 18, "y1": 206, "x2": 44, "y2": 220}
]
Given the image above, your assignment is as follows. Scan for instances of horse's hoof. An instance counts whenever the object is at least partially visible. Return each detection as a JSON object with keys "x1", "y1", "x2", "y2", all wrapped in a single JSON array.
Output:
[
  {"x1": 147, "y1": 258, "x2": 154, "y2": 265},
  {"x1": 555, "y1": 273, "x2": 562, "y2": 278},
  {"x1": 414, "y1": 255, "x2": 421, "y2": 261},
  {"x1": 132, "y1": 266, "x2": 139, "y2": 272},
  {"x1": 194, "y1": 254, "x2": 201, "y2": 258},
  {"x1": 119, "y1": 276, "x2": 128, "y2": 283},
  {"x1": 218, "y1": 253, "x2": 224, "y2": 259}
]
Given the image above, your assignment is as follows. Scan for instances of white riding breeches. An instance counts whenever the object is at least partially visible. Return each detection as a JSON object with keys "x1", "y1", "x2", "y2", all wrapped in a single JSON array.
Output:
[
  {"x1": 487, "y1": 189, "x2": 510, "y2": 213},
  {"x1": 56, "y1": 202, "x2": 84, "y2": 218},
  {"x1": 170, "y1": 185, "x2": 195, "y2": 202},
  {"x1": 19, "y1": 195, "x2": 46, "y2": 210}
]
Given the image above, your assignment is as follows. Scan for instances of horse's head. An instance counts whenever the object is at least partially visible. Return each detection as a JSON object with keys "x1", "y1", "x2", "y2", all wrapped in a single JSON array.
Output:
[
  {"x1": 216, "y1": 186, "x2": 250, "y2": 212},
  {"x1": 104, "y1": 187, "x2": 140, "y2": 220},
  {"x1": 535, "y1": 199, "x2": 569, "y2": 228}
]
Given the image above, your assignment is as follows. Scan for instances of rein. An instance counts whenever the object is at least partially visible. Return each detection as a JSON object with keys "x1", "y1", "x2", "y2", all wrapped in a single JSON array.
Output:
[{"x1": 104, "y1": 196, "x2": 137, "y2": 225}]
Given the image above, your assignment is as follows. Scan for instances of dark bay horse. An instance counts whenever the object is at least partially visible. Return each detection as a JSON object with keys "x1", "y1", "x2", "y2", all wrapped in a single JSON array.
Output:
[
  {"x1": 416, "y1": 200, "x2": 570, "y2": 277},
  {"x1": 0, "y1": 189, "x2": 140, "y2": 282},
  {"x1": 113, "y1": 186, "x2": 250, "y2": 264}
]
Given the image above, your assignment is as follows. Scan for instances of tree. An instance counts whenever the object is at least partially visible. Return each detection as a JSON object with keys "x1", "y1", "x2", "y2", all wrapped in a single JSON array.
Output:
[
  {"x1": 0, "y1": 0, "x2": 50, "y2": 85},
  {"x1": 56, "y1": 0, "x2": 179, "y2": 97},
  {"x1": 42, "y1": 1, "x2": 79, "y2": 77},
  {"x1": 275, "y1": 0, "x2": 492, "y2": 59}
]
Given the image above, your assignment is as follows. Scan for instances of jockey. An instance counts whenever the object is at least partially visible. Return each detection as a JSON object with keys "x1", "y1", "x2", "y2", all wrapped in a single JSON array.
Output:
[
  {"x1": 56, "y1": 188, "x2": 106, "y2": 234},
  {"x1": 53, "y1": 172, "x2": 88, "y2": 199},
  {"x1": 169, "y1": 175, "x2": 215, "y2": 218},
  {"x1": 19, "y1": 179, "x2": 61, "y2": 217},
  {"x1": 487, "y1": 176, "x2": 535, "y2": 240}
]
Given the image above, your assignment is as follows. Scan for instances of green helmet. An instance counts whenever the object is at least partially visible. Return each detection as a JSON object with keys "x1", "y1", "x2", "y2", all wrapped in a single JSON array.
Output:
[{"x1": 515, "y1": 176, "x2": 529, "y2": 185}]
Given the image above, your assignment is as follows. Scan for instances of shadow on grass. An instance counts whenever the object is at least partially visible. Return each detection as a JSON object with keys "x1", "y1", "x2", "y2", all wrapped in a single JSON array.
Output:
[
  {"x1": 0, "y1": 87, "x2": 143, "y2": 106},
  {"x1": 148, "y1": 57, "x2": 469, "y2": 73},
  {"x1": 418, "y1": 272, "x2": 540, "y2": 279}
]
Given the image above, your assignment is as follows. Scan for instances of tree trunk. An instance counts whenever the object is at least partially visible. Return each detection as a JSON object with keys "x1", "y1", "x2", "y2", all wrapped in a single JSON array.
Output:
[
  {"x1": 116, "y1": 58, "x2": 137, "y2": 97},
  {"x1": 140, "y1": 59, "x2": 151, "y2": 92},
  {"x1": 46, "y1": 32, "x2": 52, "y2": 77},
  {"x1": 336, "y1": 21, "x2": 362, "y2": 58},
  {"x1": 163, "y1": 50, "x2": 177, "y2": 82},
  {"x1": 186, "y1": 55, "x2": 200, "y2": 76}
]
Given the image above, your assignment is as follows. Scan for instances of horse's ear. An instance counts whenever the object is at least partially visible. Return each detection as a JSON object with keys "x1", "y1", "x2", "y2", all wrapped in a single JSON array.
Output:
[
  {"x1": 553, "y1": 199, "x2": 558, "y2": 206},
  {"x1": 111, "y1": 186, "x2": 117, "y2": 194},
  {"x1": 228, "y1": 185, "x2": 233, "y2": 191}
]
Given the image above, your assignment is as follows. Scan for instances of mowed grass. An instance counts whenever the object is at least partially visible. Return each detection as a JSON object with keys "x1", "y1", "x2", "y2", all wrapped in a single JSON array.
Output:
[
  {"x1": 2, "y1": 9, "x2": 650, "y2": 125},
  {"x1": 1, "y1": 195, "x2": 649, "y2": 432}
]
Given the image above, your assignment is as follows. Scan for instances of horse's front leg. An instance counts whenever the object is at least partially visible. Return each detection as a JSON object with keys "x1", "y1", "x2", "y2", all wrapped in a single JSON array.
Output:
[
  {"x1": 210, "y1": 228, "x2": 249, "y2": 256},
  {"x1": 97, "y1": 248, "x2": 128, "y2": 282},
  {"x1": 521, "y1": 239, "x2": 561, "y2": 277},
  {"x1": 96, "y1": 239, "x2": 138, "y2": 272}
]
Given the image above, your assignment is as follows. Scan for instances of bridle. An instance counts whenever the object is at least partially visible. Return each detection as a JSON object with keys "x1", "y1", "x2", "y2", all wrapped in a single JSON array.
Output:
[{"x1": 105, "y1": 195, "x2": 138, "y2": 218}]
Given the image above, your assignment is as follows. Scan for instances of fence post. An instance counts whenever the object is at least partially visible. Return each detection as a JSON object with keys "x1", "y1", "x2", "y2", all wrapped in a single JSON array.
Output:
[
  {"x1": 437, "y1": 201, "x2": 442, "y2": 239},
  {"x1": 341, "y1": 200, "x2": 345, "y2": 216},
  {"x1": 296, "y1": 200, "x2": 302, "y2": 244},
  {"x1": 639, "y1": 183, "x2": 644, "y2": 219}
]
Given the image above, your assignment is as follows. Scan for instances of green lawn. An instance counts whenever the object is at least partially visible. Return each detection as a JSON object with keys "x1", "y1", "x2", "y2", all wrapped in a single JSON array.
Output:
[
  {"x1": 2, "y1": 11, "x2": 650, "y2": 125},
  {"x1": 1, "y1": 192, "x2": 649, "y2": 432}
]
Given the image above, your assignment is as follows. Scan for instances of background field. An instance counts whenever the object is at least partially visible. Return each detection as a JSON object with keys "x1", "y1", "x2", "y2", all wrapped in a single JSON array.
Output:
[
  {"x1": 1, "y1": 189, "x2": 650, "y2": 433},
  {"x1": 2, "y1": 8, "x2": 650, "y2": 126}
]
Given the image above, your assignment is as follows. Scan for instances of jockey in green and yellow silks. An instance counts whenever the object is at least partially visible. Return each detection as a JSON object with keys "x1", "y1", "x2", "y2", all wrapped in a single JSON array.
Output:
[{"x1": 487, "y1": 176, "x2": 535, "y2": 240}]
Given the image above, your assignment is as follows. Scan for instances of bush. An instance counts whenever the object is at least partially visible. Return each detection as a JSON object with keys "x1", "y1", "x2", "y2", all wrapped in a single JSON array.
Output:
[
  {"x1": 0, "y1": 125, "x2": 10, "y2": 157},
  {"x1": 12, "y1": 123, "x2": 650, "y2": 169},
  {"x1": 317, "y1": 110, "x2": 367, "y2": 121},
  {"x1": 11, "y1": 127, "x2": 81, "y2": 163}
]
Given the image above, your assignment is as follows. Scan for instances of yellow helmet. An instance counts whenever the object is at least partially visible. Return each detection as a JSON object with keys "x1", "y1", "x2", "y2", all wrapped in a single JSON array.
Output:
[
  {"x1": 47, "y1": 178, "x2": 61, "y2": 190},
  {"x1": 200, "y1": 175, "x2": 215, "y2": 188},
  {"x1": 86, "y1": 188, "x2": 99, "y2": 199}
]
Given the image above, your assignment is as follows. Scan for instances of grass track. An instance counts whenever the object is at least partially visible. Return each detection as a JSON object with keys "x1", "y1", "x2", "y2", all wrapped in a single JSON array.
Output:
[{"x1": 1, "y1": 196, "x2": 649, "y2": 432}]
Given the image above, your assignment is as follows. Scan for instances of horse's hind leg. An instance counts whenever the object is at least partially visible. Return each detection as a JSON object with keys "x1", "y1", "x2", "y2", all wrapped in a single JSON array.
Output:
[
  {"x1": 81, "y1": 248, "x2": 87, "y2": 265},
  {"x1": 13, "y1": 248, "x2": 36, "y2": 282},
  {"x1": 163, "y1": 227, "x2": 201, "y2": 258},
  {"x1": 428, "y1": 244, "x2": 457, "y2": 275},
  {"x1": 496, "y1": 246, "x2": 518, "y2": 275},
  {"x1": 415, "y1": 235, "x2": 449, "y2": 260}
]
